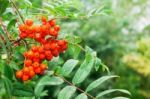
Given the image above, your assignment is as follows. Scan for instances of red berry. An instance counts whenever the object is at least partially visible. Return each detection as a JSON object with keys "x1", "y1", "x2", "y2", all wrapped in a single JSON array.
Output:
[
  {"x1": 35, "y1": 67, "x2": 41, "y2": 74},
  {"x1": 31, "y1": 46, "x2": 38, "y2": 52},
  {"x1": 19, "y1": 24, "x2": 27, "y2": 32},
  {"x1": 32, "y1": 62, "x2": 40, "y2": 69},
  {"x1": 58, "y1": 40, "x2": 65, "y2": 46},
  {"x1": 54, "y1": 25, "x2": 60, "y2": 31},
  {"x1": 24, "y1": 59, "x2": 32, "y2": 67},
  {"x1": 45, "y1": 50, "x2": 52, "y2": 57},
  {"x1": 49, "y1": 19, "x2": 55, "y2": 26},
  {"x1": 29, "y1": 66, "x2": 34, "y2": 71},
  {"x1": 50, "y1": 43, "x2": 57, "y2": 50},
  {"x1": 23, "y1": 67, "x2": 30, "y2": 74},
  {"x1": 52, "y1": 49, "x2": 59, "y2": 57},
  {"x1": 46, "y1": 55, "x2": 53, "y2": 61},
  {"x1": 44, "y1": 43, "x2": 51, "y2": 50},
  {"x1": 19, "y1": 32, "x2": 27, "y2": 39},
  {"x1": 34, "y1": 52, "x2": 40, "y2": 58},
  {"x1": 25, "y1": 19, "x2": 33, "y2": 26},
  {"x1": 41, "y1": 16, "x2": 47, "y2": 22},
  {"x1": 22, "y1": 74, "x2": 29, "y2": 81},
  {"x1": 33, "y1": 58, "x2": 40, "y2": 63},
  {"x1": 29, "y1": 70, "x2": 35, "y2": 78},
  {"x1": 26, "y1": 51, "x2": 34, "y2": 59},
  {"x1": 40, "y1": 64, "x2": 48, "y2": 70},
  {"x1": 35, "y1": 33, "x2": 41, "y2": 39},
  {"x1": 39, "y1": 54, "x2": 45, "y2": 60}
]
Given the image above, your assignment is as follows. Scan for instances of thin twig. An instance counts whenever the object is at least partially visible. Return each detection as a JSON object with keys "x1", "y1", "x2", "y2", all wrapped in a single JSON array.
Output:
[
  {"x1": 53, "y1": 16, "x2": 88, "y2": 20},
  {"x1": 68, "y1": 42, "x2": 86, "y2": 52},
  {"x1": 9, "y1": 0, "x2": 25, "y2": 23},
  {"x1": 9, "y1": 0, "x2": 29, "y2": 49},
  {"x1": 55, "y1": 73, "x2": 96, "y2": 99},
  {"x1": 0, "y1": 18, "x2": 11, "y2": 40}
]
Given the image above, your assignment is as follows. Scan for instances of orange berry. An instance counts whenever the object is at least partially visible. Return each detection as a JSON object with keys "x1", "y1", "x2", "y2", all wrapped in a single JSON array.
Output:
[
  {"x1": 43, "y1": 43, "x2": 51, "y2": 50},
  {"x1": 49, "y1": 19, "x2": 55, "y2": 26},
  {"x1": 58, "y1": 40, "x2": 65, "y2": 46},
  {"x1": 46, "y1": 55, "x2": 53, "y2": 61},
  {"x1": 54, "y1": 25, "x2": 60, "y2": 31},
  {"x1": 25, "y1": 19, "x2": 33, "y2": 26},
  {"x1": 29, "y1": 66, "x2": 34, "y2": 71},
  {"x1": 19, "y1": 32, "x2": 27, "y2": 39},
  {"x1": 24, "y1": 59, "x2": 32, "y2": 67},
  {"x1": 19, "y1": 24, "x2": 27, "y2": 32},
  {"x1": 52, "y1": 49, "x2": 59, "y2": 57},
  {"x1": 35, "y1": 25, "x2": 41, "y2": 32},
  {"x1": 39, "y1": 54, "x2": 45, "y2": 60},
  {"x1": 40, "y1": 64, "x2": 47, "y2": 70},
  {"x1": 16, "y1": 70, "x2": 23, "y2": 78},
  {"x1": 29, "y1": 70, "x2": 35, "y2": 78},
  {"x1": 38, "y1": 46, "x2": 44, "y2": 53},
  {"x1": 35, "y1": 67, "x2": 41, "y2": 74},
  {"x1": 45, "y1": 50, "x2": 52, "y2": 56},
  {"x1": 33, "y1": 58, "x2": 41, "y2": 63},
  {"x1": 41, "y1": 16, "x2": 47, "y2": 22},
  {"x1": 32, "y1": 62, "x2": 40, "y2": 69},
  {"x1": 34, "y1": 33, "x2": 41, "y2": 39},
  {"x1": 49, "y1": 43, "x2": 57, "y2": 50},
  {"x1": 22, "y1": 74, "x2": 29, "y2": 81},
  {"x1": 26, "y1": 50, "x2": 34, "y2": 59},
  {"x1": 23, "y1": 67, "x2": 30, "y2": 74}
]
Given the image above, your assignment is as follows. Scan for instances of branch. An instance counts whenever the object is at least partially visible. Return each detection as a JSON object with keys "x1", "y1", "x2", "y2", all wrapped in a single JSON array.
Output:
[
  {"x1": 54, "y1": 73, "x2": 96, "y2": 99},
  {"x1": 9, "y1": 0, "x2": 29, "y2": 49},
  {"x1": 9, "y1": 0, "x2": 25, "y2": 23},
  {"x1": 68, "y1": 42, "x2": 86, "y2": 52},
  {"x1": 0, "y1": 18, "x2": 11, "y2": 40}
]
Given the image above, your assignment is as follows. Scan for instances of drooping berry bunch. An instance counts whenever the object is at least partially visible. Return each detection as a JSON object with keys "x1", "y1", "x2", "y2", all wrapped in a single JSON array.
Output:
[{"x1": 16, "y1": 17, "x2": 67, "y2": 81}]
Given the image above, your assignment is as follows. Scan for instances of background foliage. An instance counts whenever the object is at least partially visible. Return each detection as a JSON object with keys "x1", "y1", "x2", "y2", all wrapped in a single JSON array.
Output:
[{"x1": 0, "y1": 0, "x2": 150, "y2": 99}]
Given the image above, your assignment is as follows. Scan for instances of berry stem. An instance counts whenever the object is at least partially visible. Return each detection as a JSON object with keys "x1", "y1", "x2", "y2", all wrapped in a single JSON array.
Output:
[
  {"x1": 68, "y1": 42, "x2": 86, "y2": 52},
  {"x1": 54, "y1": 73, "x2": 96, "y2": 99}
]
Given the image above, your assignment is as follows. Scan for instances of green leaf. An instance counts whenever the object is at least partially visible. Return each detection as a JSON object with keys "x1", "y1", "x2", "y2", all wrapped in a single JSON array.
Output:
[
  {"x1": 39, "y1": 90, "x2": 48, "y2": 97},
  {"x1": 3, "y1": 77, "x2": 12, "y2": 99},
  {"x1": 87, "y1": 8, "x2": 97, "y2": 17},
  {"x1": 66, "y1": 35, "x2": 82, "y2": 44},
  {"x1": 86, "y1": 75, "x2": 118, "y2": 92},
  {"x1": 72, "y1": 51, "x2": 95, "y2": 84},
  {"x1": 58, "y1": 86, "x2": 76, "y2": 99},
  {"x1": 101, "y1": 63, "x2": 109, "y2": 73},
  {"x1": 96, "y1": 89, "x2": 131, "y2": 98},
  {"x1": 9, "y1": 61, "x2": 20, "y2": 70},
  {"x1": 94, "y1": 58, "x2": 102, "y2": 71},
  {"x1": 12, "y1": 89, "x2": 33, "y2": 97},
  {"x1": 4, "y1": 63, "x2": 13, "y2": 80},
  {"x1": 12, "y1": 82, "x2": 34, "y2": 97},
  {"x1": 112, "y1": 97, "x2": 130, "y2": 99},
  {"x1": 68, "y1": 43, "x2": 81, "y2": 59},
  {"x1": 0, "y1": 0, "x2": 9, "y2": 16},
  {"x1": 24, "y1": 0, "x2": 32, "y2": 6},
  {"x1": 61, "y1": 59, "x2": 79, "y2": 76},
  {"x1": 34, "y1": 76, "x2": 64, "y2": 97},
  {"x1": 7, "y1": 18, "x2": 16, "y2": 30},
  {"x1": 75, "y1": 93, "x2": 87, "y2": 99},
  {"x1": 14, "y1": 52, "x2": 24, "y2": 61}
]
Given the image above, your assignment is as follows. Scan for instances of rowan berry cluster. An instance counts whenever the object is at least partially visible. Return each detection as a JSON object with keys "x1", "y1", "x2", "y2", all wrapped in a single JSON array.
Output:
[
  {"x1": 19, "y1": 16, "x2": 60, "y2": 43},
  {"x1": 16, "y1": 17, "x2": 67, "y2": 81}
]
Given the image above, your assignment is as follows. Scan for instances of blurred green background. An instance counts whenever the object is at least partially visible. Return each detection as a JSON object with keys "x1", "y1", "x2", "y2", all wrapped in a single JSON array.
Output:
[{"x1": 1, "y1": 0, "x2": 150, "y2": 99}]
